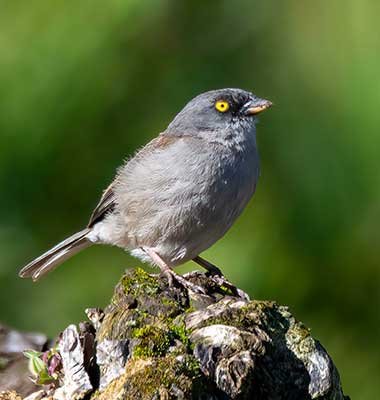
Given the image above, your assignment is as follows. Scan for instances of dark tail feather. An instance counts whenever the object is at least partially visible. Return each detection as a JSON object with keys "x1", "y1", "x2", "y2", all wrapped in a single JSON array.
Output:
[{"x1": 19, "y1": 228, "x2": 92, "y2": 281}]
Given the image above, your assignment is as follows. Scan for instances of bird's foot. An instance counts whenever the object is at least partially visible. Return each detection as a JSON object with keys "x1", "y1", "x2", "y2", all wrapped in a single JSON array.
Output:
[
  {"x1": 141, "y1": 247, "x2": 207, "y2": 295},
  {"x1": 208, "y1": 274, "x2": 250, "y2": 301},
  {"x1": 160, "y1": 268, "x2": 207, "y2": 295},
  {"x1": 192, "y1": 255, "x2": 249, "y2": 300}
]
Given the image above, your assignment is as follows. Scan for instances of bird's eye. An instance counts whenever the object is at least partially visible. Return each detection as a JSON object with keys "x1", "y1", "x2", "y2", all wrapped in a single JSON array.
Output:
[{"x1": 215, "y1": 100, "x2": 230, "y2": 113}]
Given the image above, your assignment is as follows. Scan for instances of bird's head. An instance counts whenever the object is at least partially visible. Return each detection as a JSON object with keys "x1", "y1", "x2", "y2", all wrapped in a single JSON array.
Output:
[{"x1": 166, "y1": 88, "x2": 272, "y2": 140}]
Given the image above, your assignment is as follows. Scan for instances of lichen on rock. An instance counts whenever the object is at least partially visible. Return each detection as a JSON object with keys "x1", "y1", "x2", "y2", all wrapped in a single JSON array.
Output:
[{"x1": 15, "y1": 268, "x2": 349, "y2": 400}]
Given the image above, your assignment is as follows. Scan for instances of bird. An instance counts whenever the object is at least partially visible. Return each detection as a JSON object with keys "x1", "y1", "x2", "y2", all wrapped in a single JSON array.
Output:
[{"x1": 19, "y1": 88, "x2": 272, "y2": 289}]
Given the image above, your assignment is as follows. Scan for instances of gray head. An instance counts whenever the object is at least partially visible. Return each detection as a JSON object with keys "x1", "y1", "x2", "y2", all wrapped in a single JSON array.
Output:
[{"x1": 166, "y1": 88, "x2": 272, "y2": 138}]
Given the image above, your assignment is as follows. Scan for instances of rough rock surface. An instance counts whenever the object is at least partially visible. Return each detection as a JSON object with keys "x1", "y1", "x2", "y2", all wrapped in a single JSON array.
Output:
[{"x1": 2, "y1": 268, "x2": 349, "y2": 400}]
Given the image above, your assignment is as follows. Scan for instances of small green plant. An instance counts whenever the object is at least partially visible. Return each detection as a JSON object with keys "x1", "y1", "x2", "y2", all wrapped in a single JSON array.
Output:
[{"x1": 24, "y1": 348, "x2": 61, "y2": 385}]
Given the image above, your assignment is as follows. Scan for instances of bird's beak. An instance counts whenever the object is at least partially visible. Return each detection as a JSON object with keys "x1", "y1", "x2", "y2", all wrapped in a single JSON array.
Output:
[{"x1": 244, "y1": 98, "x2": 273, "y2": 116}]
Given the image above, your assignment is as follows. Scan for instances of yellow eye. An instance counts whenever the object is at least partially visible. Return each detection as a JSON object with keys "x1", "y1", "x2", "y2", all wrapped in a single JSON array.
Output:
[{"x1": 215, "y1": 100, "x2": 230, "y2": 113}]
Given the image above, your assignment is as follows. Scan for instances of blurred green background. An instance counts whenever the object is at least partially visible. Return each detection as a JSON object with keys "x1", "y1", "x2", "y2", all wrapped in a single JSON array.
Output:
[{"x1": 1, "y1": 0, "x2": 379, "y2": 397}]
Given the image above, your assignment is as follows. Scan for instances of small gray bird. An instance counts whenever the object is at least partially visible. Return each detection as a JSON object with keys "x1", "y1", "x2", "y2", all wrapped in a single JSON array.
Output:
[{"x1": 19, "y1": 88, "x2": 271, "y2": 286}]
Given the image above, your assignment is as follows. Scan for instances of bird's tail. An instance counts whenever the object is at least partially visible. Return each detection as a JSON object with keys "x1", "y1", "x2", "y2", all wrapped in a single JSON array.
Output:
[{"x1": 19, "y1": 228, "x2": 92, "y2": 281}]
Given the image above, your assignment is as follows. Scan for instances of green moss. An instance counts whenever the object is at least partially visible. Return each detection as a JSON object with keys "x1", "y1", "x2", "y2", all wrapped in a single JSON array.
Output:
[
  {"x1": 98, "y1": 269, "x2": 192, "y2": 341},
  {"x1": 98, "y1": 307, "x2": 134, "y2": 341},
  {"x1": 121, "y1": 268, "x2": 160, "y2": 297},
  {"x1": 132, "y1": 325, "x2": 171, "y2": 357},
  {"x1": 219, "y1": 284, "x2": 235, "y2": 296},
  {"x1": 170, "y1": 322, "x2": 190, "y2": 348},
  {"x1": 286, "y1": 322, "x2": 314, "y2": 357},
  {"x1": 178, "y1": 354, "x2": 200, "y2": 377},
  {"x1": 161, "y1": 296, "x2": 176, "y2": 307},
  {"x1": 288, "y1": 322, "x2": 311, "y2": 343},
  {"x1": 0, "y1": 356, "x2": 9, "y2": 370},
  {"x1": 118, "y1": 355, "x2": 200, "y2": 399},
  {"x1": 131, "y1": 317, "x2": 192, "y2": 358}
]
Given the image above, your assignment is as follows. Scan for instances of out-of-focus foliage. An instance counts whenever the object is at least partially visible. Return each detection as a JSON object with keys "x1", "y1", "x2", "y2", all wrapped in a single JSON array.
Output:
[{"x1": 0, "y1": 1, "x2": 379, "y2": 397}]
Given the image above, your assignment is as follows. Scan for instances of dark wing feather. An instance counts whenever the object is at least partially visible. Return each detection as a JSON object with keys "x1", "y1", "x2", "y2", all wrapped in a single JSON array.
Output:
[{"x1": 87, "y1": 183, "x2": 116, "y2": 227}]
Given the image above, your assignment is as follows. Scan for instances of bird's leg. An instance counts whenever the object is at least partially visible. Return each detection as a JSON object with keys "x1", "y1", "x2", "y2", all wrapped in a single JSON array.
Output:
[
  {"x1": 142, "y1": 247, "x2": 206, "y2": 294},
  {"x1": 142, "y1": 247, "x2": 174, "y2": 286},
  {"x1": 192, "y1": 255, "x2": 250, "y2": 301},
  {"x1": 192, "y1": 255, "x2": 222, "y2": 276}
]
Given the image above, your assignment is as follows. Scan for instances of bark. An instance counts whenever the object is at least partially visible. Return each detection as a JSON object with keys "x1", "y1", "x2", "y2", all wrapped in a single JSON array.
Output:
[{"x1": 0, "y1": 268, "x2": 349, "y2": 400}]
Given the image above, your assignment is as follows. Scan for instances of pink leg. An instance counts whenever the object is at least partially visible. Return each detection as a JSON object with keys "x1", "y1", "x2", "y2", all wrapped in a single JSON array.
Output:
[
  {"x1": 142, "y1": 247, "x2": 206, "y2": 294},
  {"x1": 143, "y1": 247, "x2": 171, "y2": 272}
]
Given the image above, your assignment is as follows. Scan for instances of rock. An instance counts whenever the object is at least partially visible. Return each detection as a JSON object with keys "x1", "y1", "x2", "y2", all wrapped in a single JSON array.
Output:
[
  {"x1": 96, "y1": 339, "x2": 129, "y2": 390},
  {"x1": 8, "y1": 268, "x2": 349, "y2": 400},
  {"x1": 190, "y1": 325, "x2": 263, "y2": 397},
  {"x1": 58, "y1": 324, "x2": 93, "y2": 399}
]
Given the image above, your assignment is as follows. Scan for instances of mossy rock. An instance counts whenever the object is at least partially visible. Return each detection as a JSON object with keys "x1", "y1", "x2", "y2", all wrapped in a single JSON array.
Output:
[
  {"x1": 90, "y1": 268, "x2": 348, "y2": 400},
  {"x1": 20, "y1": 268, "x2": 349, "y2": 400}
]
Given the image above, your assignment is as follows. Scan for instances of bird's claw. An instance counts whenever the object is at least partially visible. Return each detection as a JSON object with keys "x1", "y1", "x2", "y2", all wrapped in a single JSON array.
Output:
[
  {"x1": 160, "y1": 269, "x2": 207, "y2": 295},
  {"x1": 208, "y1": 274, "x2": 250, "y2": 301}
]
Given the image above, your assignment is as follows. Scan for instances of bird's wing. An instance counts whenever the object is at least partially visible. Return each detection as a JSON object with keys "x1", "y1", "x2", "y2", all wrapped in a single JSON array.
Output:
[
  {"x1": 87, "y1": 182, "x2": 116, "y2": 227},
  {"x1": 87, "y1": 134, "x2": 191, "y2": 228}
]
